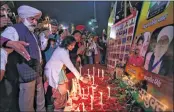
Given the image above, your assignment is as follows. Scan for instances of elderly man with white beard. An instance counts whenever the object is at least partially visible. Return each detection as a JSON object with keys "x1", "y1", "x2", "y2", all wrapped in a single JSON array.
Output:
[{"x1": 0, "y1": 5, "x2": 47, "y2": 111}]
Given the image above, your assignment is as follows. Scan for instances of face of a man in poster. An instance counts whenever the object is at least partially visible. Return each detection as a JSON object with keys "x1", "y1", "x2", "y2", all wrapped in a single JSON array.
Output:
[{"x1": 154, "y1": 36, "x2": 169, "y2": 57}]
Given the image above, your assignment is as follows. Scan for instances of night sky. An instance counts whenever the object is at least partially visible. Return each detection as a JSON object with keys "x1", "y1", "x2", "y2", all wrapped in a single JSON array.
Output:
[{"x1": 15, "y1": 1, "x2": 112, "y2": 35}]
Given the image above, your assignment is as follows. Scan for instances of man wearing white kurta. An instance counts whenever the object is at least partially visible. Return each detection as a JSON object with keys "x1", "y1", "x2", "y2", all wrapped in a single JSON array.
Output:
[{"x1": 1, "y1": 5, "x2": 47, "y2": 111}]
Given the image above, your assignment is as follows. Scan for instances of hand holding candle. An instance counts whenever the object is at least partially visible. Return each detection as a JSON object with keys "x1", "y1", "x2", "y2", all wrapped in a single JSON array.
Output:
[{"x1": 98, "y1": 69, "x2": 100, "y2": 77}]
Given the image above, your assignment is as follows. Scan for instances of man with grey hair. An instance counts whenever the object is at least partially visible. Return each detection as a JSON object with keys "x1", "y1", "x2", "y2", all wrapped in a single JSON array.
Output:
[{"x1": 1, "y1": 5, "x2": 46, "y2": 111}]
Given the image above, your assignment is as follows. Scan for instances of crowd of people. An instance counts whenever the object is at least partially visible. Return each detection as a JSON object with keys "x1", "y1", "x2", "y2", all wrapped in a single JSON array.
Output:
[{"x1": 0, "y1": 2, "x2": 107, "y2": 112}]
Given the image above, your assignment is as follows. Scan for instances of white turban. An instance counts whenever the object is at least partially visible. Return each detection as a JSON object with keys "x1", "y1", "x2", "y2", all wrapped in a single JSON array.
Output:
[
  {"x1": 17, "y1": 5, "x2": 42, "y2": 19},
  {"x1": 157, "y1": 26, "x2": 173, "y2": 45}
]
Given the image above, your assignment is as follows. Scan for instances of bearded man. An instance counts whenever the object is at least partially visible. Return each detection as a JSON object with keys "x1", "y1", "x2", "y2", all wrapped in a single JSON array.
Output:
[{"x1": 0, "y1": 5, "x2": 46, "y2": 111}]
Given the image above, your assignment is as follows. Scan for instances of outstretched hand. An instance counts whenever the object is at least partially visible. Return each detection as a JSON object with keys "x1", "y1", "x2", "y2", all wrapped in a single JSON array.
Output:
[{"x1": 7, "y1": 41, "x2": 31, "y2": 61}]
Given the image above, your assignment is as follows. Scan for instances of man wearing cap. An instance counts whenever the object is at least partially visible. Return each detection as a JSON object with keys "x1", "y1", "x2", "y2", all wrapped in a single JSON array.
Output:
[{"x1": 1, "y1": 5, "x2": 46, "y2": 111}]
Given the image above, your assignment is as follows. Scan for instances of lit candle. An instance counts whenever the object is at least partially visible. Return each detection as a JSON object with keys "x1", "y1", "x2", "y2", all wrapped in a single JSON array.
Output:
[
  {"x1": 90, "y1": 95, "x2": 93, "y2": 110},
  {"x1": 92, "y1": 76, "x2": 94, "y2": 85},
  {"x1": 82, "y1": 88, "x2": 85, "y2": 98},
  {"x1": 107, "y1": 86, "x2": 110, "y2": 98},
  {"x1": 4, "y1": 11, "x2": 8, "y2": 18},
  {"x1": 82, "y1": 102, "x2": 85, "y2": 111},
  {"x1": 102, "y1": 69, "x2": 104, "y2": 78},
  {"x1": 88, "y1": 69, "x2": 89, "y2": 75},
  {"x1": 100, "y1": 92, "x2": 103, "y2": 104},
  {"x1": 98, "y1": 69, "x2": 100, "y2": 77}
]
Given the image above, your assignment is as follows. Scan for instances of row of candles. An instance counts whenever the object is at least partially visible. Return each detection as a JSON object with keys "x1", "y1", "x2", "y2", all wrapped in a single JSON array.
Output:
[
  {"x1": 87, "y1": 67, "x2": 105, "y2": 85},
  {"x1": 67, "y1": 86, "x2": 111, "y2": 111},
  {"x1": 67, "y1": 67, "x2": 111, "y2": 111}
]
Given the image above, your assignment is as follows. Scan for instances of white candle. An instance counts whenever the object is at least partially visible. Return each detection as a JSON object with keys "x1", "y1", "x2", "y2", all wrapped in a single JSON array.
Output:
[
  {"x1": 102, "y1": 69, "x2": 104, "y2": 78},
  {"x1": 82, "y1": 102, "x2": 85, "y2": 111},
  {"x1": 98, "y1": 69, "x2": 100, "y2": 77},
  {"x1": 49, "y1": 24, "x2": 52, "y2": 31},
  {"x1": 82, "y1": 88, "x2": 84, "y2": 98},
  {"x1": 88, "y1": 86, "x2": 90, "y2": 95},
  {"x1": 92, "y1": 76, "x2": 94, "y2": 85},
  {"x1": 90, "y1": 95, "x2": 93, "y2": 110},
  {"x1": 107, "y1": 86, "x2": 110, "y2": 98},
  {"x1": 88, "y1": 69, "x2": 89, "y2": 75},
  {"x1": 100, "y1": 92, "x2": 103, "y2": 104},
  {"x1": 4, "y1": 11, "x2": 8, "y2": 18}
]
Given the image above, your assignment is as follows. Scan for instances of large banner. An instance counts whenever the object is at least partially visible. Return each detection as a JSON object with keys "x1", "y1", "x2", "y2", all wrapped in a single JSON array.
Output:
[
  {"x1": 125, "y1": 1, "x2": 173, "y2": 111},
  {"x1": 107, "y1": 10, "x2": 138, "y2": 72}
]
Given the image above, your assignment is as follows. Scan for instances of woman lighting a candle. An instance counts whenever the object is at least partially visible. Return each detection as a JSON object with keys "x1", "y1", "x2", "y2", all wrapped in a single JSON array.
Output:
[{"x1": 44, "y1": 36, "x2": 89, "y2": 110}]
